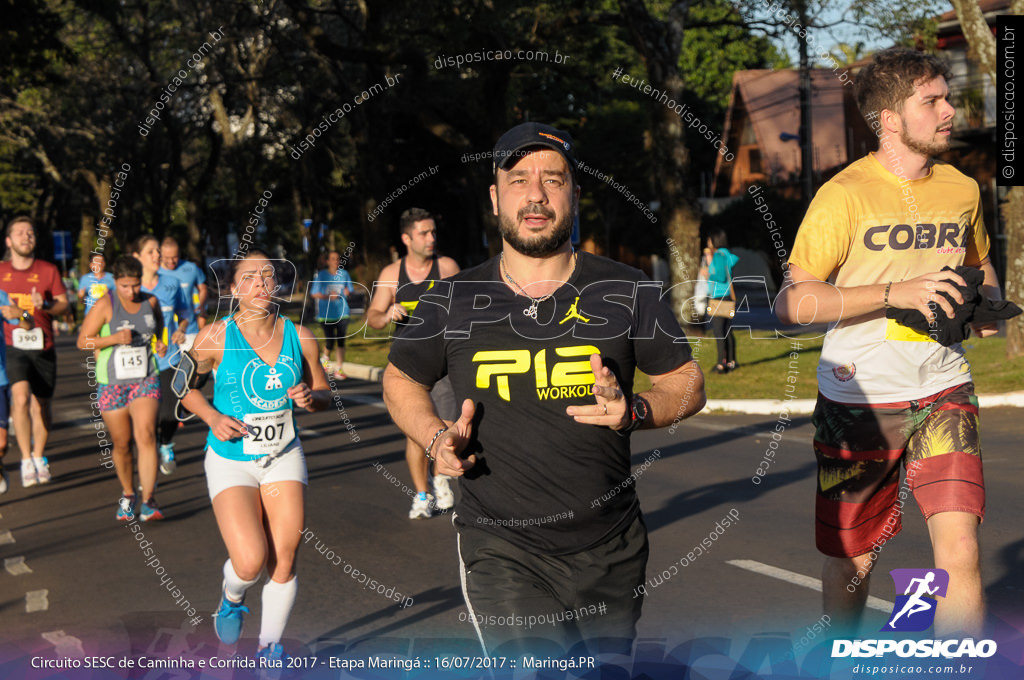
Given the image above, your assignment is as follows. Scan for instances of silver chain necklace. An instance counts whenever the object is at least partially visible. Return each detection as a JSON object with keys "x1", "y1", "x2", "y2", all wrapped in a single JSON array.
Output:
[{"x1": 500, "y1": 250, "x2": 576, "y2": 319}]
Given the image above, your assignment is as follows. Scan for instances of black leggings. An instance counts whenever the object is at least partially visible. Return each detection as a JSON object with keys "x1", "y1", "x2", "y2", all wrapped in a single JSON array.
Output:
[
  {"x1": 158, "y1": 368, "x2": 179, "y2": 446},
  {"x1": 710, "y1": 315, "x2": 736, "y2": 365}
]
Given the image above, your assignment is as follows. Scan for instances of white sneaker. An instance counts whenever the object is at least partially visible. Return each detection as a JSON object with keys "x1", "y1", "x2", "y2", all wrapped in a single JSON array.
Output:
[
  {"x1": 0, "y1": 466, "x2": 7, "y2": 494},
  {"x1": 408, "y1": 494, "x2": 434, "y2": 519},
  {"x1": 34, "y1": 458, "x2": 51, "y2": 484},
  {"x1": 21, "y1": 459, "x2": 37, "y2": 487},
  {"x1": 432, "y1": 474, "x2": 455, "y2": 510}
]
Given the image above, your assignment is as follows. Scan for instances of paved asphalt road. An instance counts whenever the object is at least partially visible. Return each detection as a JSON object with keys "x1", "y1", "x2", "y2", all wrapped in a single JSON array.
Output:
[{"x1": 1, "y1": 334, "x2": 1023, "y2": 679}]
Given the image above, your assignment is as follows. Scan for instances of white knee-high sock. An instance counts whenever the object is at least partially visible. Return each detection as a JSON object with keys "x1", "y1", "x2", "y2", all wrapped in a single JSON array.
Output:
[
  {"x1": 259, "y1": 576, "x2": 297, "y2": 648},
  {"x1": 223, "y1": 559, "x2": 259, "y2": 602}
]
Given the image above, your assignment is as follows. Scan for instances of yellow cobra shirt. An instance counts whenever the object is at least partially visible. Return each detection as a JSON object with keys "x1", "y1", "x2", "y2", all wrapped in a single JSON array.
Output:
[{"x1": 788, "y1": 154, "x2": 989, "y2": 404}]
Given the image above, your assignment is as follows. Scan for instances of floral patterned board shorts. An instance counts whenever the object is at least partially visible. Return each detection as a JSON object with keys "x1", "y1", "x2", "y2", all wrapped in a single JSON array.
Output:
[
  {"x1": 813, "y1": 382, "x2": 984, "y2": 558},
  {"x1": 97, "y1": 374, "x2": 161, "y2": 412}
]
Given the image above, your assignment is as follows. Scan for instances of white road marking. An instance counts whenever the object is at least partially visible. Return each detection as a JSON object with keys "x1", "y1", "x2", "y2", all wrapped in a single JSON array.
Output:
[
  {"x1": 685, "y1": 420, "x2": 815, "y2": 445},
  {"x1": 26, "y1": 589, "x2": 49, "y2": 612},
  {"x1": 41, "y1": 630, "x2": 86, "y2": 658},
  {"x1": 60, "y1": 407, "x2": 100, "y2": 430},
  {"x1": 0, "y1": 529, "x2": 14, "y2": 545},
  {"x1": 5, "y1": 556, "x2": 32, "y2": 575},
  {"x1": 727, "y1": 559, "x2": 893, "y2": 612}
]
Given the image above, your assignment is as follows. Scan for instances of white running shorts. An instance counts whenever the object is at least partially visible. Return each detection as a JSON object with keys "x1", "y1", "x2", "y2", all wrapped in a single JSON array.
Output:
[{"x1": 204, "y1": 440, "x2": 308, "y2": 500}]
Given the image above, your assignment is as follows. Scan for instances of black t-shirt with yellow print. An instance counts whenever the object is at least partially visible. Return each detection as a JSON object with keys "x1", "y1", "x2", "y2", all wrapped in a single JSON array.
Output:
[{"x1": 388, "y1": 251, "x2": 692, "y2": 555}]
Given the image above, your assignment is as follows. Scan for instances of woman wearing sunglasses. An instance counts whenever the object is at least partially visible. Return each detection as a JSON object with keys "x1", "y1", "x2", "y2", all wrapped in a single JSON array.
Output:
[{"x1": 177, "y1": 249, "x2": 330, "y2": 668}]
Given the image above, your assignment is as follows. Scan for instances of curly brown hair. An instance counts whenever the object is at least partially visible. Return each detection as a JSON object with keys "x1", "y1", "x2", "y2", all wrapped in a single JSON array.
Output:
[{"x1": 855, "y1": 48, "x2": 952, "y2": 120}]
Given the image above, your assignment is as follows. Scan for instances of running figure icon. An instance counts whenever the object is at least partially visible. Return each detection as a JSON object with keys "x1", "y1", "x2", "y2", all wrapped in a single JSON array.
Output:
[{"x1": 888, "y1": 572, "x2": 940, "y2": 628}]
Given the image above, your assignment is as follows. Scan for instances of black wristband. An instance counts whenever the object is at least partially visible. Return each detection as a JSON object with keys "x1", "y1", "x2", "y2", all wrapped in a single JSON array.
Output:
[{"x1": 620, "y1": 395, "x2": 649, "y2": 435}]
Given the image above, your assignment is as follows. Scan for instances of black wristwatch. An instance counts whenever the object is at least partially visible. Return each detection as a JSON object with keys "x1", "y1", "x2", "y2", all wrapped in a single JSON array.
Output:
[
  {"x1": 621, "y1": 394, "x2": 649, "y2": 434},
  {"x1": 20, "y1": 310, "x2": 31, "y2": 323}
]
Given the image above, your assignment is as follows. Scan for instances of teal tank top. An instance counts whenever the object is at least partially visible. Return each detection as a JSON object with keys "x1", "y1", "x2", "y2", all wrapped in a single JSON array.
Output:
[{"x1": 206, "y1": 317, "x2": 304, "y2": 461}]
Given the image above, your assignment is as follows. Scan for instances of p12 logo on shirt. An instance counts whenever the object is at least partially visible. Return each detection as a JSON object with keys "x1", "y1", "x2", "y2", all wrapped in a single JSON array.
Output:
[{"x1": 473, "y1": 345, "x2": 599, "y2": 402}]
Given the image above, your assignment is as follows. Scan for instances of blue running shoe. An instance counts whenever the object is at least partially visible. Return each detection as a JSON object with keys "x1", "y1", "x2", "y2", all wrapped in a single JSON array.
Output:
[
  {"x1": 213, "y1": 585, "x2": 249, "y2": 644},
  {"x1": 159, "y1": 444, "x2": 176, "y2": 475},
  {"x1": 116, "y1": 494, "x2": 136, "y2": 521},
  {"x1": 139, "y1": 497, "x2": 164, "y2": 522},
  {"x1": 256, "y1": 643, "x2": 286, "y2": 679}
]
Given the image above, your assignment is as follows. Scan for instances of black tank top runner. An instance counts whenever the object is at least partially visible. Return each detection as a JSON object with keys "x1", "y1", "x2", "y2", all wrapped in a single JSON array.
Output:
[{"x1": 394, "y1": 257, "x2": 441, "y2": 329}]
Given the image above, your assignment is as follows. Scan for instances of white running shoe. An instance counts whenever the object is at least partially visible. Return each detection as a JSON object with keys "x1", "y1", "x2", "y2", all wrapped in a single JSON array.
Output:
[
  {"x1": 432, "y1": 474, "x2": 455, "y2": 510},
  {"x1": 34, "y1": 458, "x2": 51, "y2": 485},
  {"x1": 0, "y1": 466, "x2": 7, "y2": 494},
  {"x1": 21, "y1": 459, "x2": 37, "y2": 487},
  {"x1": 408, "y1": 494, "x2": 434, "y2": 519}
]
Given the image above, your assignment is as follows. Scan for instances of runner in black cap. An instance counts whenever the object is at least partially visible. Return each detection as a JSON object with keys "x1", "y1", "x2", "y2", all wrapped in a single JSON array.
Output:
[{"x1": 383, "y1": 121, "x2": 706, "y2": 656}]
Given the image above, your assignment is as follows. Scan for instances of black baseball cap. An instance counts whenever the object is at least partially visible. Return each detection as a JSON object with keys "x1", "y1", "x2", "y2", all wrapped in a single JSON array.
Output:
[{"x1": 492, "y1": 122, "x2": 578, "y2": 179}]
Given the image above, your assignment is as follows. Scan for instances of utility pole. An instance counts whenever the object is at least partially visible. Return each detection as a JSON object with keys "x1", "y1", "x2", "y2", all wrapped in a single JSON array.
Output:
[{"x1": 796, "y1": 0, "x2": 814, "y2": 208}]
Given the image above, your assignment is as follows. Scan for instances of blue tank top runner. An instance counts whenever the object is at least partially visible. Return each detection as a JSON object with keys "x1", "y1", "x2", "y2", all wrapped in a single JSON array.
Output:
[{"x1": 207, "y1": 316, "x2": 304, "y2": 461}]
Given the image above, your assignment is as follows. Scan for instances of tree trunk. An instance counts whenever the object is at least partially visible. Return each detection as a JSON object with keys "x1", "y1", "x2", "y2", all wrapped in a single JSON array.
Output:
[
  {"x1": 646, "y1": 37, "x2": 701, "y2": 322},
  {"x1": 77, "y1": 170, "x2": 112, "y2": 271},
  {"x1": 951, "y1": 0, "x2": 997, "y2": 75},
  {"x1": 618, "y1": 0, "x2": 701, "y2": 325},
  {"x1": 1004, "y1": 187, "x2": 1024, "y2": 357},
  {"x1": 184, "y1": 198, "x2": 205, "y2": 263},
  {"x1": 950, "y1": 0, "x2": 1022, "y2": 357},
  {"x1": 78, "y1": 211, "x2": 94, "y2": 275}
]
